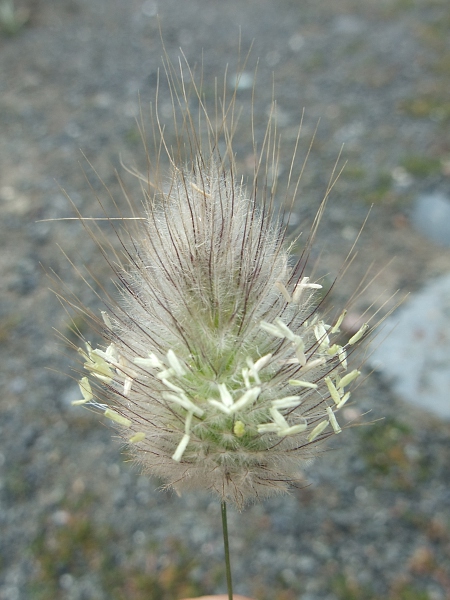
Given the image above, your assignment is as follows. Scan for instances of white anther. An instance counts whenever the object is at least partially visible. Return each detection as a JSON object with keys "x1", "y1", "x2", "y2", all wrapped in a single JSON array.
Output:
[
  {"x1": 172, "y1": 433, "x2": 190, "y2": 462},
  {"x1": 133, "y1": 353, "x2": 163, "y2": 369},
  {"x1": 294, "y1": 341, "x2": 307, "y2": 366},
  {"x1": 337, "y1": 369, "x2": 361, "y2": 389},
  {"x1": 208, "y1": 399, "x2": 232, "y2": 414},
  {"x1": 92, "y1": 343, "x2": 118, "y2": 362},
  {"x1": 278, "y1": 422, "x2": 308, "y2": 436},
  {"x1": 327, "y1": 343, "x2": 341, "y2": 356},
  {"x1": 166, "y1": 349, "x2": 186, "y2": 376},
  {"x1": 246, "y1": 358, "x2": 261, "y2": 384},
  {"x1": 274, "y1": 318, "x2": 297, "y2": 342},
  {"x1": 253, "y1": 353, "x2": 273, "y2": 373},
  {"x1": 218, "y1": 383, "x2": 234, "y2": 407},
  {"x1": 275, "y1": 281, "x2": 292, "y2": 303},
  {"x1": 325, "y1": 376, "x2": 342, "y2": 406},
  {"x1": 123, "y1": 376, "x2": 133, "y2": 397},
  {"x1": 157, "y1": 368, "x2": 175, "y2": 380},
  {"x1": 101, "y1": 311, "x2": 112, "y2": 328},
  {"x1": 269, "y1": 407, "x2": 288, "y2": 428},
  {"x1": 336, "y1": 392, "x2": 351, "y2": 409},
  {"x1": 314, "y1": 321, "x2": 330, "y2": 349},
  {"x1": 330, "y1": 309, "x2": 347, "y2": 334},
  {"x1": 288, "y1": 379, "x2": 318, "y2": 389},
  {"x1": 104, "y1": 408, "x2": 131, "y2": 427},
  {"x1": 337, "y1": 347, "x2": 348, "y2": 370},
  {"x1": 292, "y1": 276, "x2": 322, "y2": 304},
  {"x1": 162, "y1": 392, "x2": 204, "y2": 417},
  {"x1": 82, "y1": 343, "x2": 114, "y2": 382},
  {"x1": 229, "y1": 387, "x2": 261, "y2": 413},
  {"x1": 72, "y1": 377, "x2": 93, "y2": 406},
  {"x1": 299, "y1": 357, "x2": 326, "y2": 374},
  {"x1": 260, "y1": 321, "x2": 286, "y2": 338},
  {"x1": 307, "y1": 419, "x2": 329, "y2": 442},
  {"x1": 162, "y1": 379, "x2": 185, "y2": 394},
  {"x1": 326, "y1": 406, "x2": 342, "y2": 434},
  {"x1": 348, "y1": 323, "x2": 369, "y2": 345},
  {"x1": 257, "y1": 423, "x2": 281, "y2": 434},
  {"x1": 271, "y1": 396, "x2": 302, "y2": 409},
  {"x1": 184, "y1": 410, "x2": 193, "y2": 434},
  {"x1": 242, "y1": 368, "x2": 251, "y2": 389}
]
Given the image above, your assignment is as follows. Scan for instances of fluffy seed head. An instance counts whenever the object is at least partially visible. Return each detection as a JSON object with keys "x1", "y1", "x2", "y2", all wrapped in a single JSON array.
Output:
[{"x1": 62, "y1": 52, "x2": 370, "y2": 509}]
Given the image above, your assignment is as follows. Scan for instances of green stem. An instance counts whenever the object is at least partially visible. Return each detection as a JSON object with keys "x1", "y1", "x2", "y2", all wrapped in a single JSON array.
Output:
[{"x1": 221, "y1": 500, "x2": 233, "y2": 600}]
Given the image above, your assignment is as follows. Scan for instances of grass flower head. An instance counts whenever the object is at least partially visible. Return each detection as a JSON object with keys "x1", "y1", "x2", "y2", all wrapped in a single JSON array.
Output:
[{"x1": 63, "y1": 53, "x2": 370, "y2": 509}]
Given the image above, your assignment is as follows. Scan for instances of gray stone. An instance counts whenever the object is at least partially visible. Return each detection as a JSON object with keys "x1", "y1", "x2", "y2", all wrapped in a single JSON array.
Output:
[
  {"x1": 412, "y1": 193, "x2": 450, "y2": 247},
  {"x1": 370, "y1": 273, "x2": 450, "y2": 419}
]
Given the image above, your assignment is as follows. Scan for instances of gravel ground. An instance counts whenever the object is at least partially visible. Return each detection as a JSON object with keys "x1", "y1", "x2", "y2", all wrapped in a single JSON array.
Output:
[{"x1": 1, "y1": 1, "x2": 450, "y2": 599}]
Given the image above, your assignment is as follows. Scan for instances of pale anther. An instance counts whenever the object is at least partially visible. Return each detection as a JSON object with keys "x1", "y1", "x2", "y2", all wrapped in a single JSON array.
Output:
[
  {"x1": 275, "y1": 281, "x2": 292, "y2": 303},
  {"x1": 229, "y1": 387, "x2": 261, "y2": 413},
  {"x1": 257, "y1": 423, "x2": 281, "y2": 434},
  {"x1": 133, "y1": 353, "x2": 163, "y2": 369},
  {"x1": 292, "y1": 276, "x2": 322, "y2": 304},
  {"x1": 269, "y1": 407, "x2": 288, "y2": 428},
  {"x1": 246, "y1": 358, "x2": 261, "y2": 384},
  {"x1": 129, "y1": 432, "x2": 146, "y2": 443},
  {"x1": 278, "y1": 422, "x2": 308, "y2": 436},
  {"x1": 162, "y1": 392, "x2": 204, "y2": 417},
  {"x1": 72, "y1": 377, "x2": 93, "y2": 406},
  {"x1": 172, "y1": 433, "x2": 190, "y2": 462},
  {"x1": 337, "y1": 369, "x2": 361, "y2": 389},
  {"x1": 295, "y1": 344, "x2": 307, "y2": 366},
  {"x1": 327, "y1": 344, "x2": 341, "y2": 356},
  {"x1": 218, "y1": 383, "x2": 234, "y2": 407},
  {"x1": 242, "y1": 368, "x2": 251, "y2": 389},
  {"x1": 123, "y1": 376, "x2": 133, "y2": 397},
  {"x1": 162, "y1": 379, "x2": 185, "y2": 394},
  {"x1": 166, "y1": 349, "x2": 186, "y2": 376},
  {"x1": 314, "y1": 322, "x2": 330, "y2": 348},
  {"x1": 307, "y1": 419, "x2": 329, "y2": 442},
  {"x1": 298, "y1": 357, "x2": 326, "y2": 374},
  {"x1": 260, "y1": 321, "x2": 285, "y2": 338},
  {"x1": 330, "y1": 309, "x2": 347, "y2": 334},
  {"x1": 104, "y1": 408, "x2": 131, "y2": 427},
  {"x1": 184, "y1": 410, "x2": 193, "y2": 434},
  {"x1": 274, "y1": 318, "x2": 297, "y2": 342},
  {"x1": 325, "y1": 376, "x2": 342, "y2": 406},
  {"x1": 326, "y1": 406, "x2": 342, "y2": 434},
  {"x1": 208, "y1": 399, "x2": 231, "y2": 414},
  {"x1": 348, "y1": 323, "x2": 369, "y2": 345},
  {"x1": 101, "y1": 311, "x2": 112, "y2": 328},
  {"x1": 337, "y1": 347, "x2": 348, "y2": 369},
  {"x1": 336, "y1": 392, "x2": 351, "y2": 409},
  {"x1": 288, "y1": 379, "x2": 318, "y2": 389},
  {"x1": 157, "y1": 368, "x2": 175, "y2": 380},
  {"x1": 271, "y1": 396, "x2": 302, "y2": 409},
  {"x1": 253, "y1": 353, "x2": 273, "y2": 372}
]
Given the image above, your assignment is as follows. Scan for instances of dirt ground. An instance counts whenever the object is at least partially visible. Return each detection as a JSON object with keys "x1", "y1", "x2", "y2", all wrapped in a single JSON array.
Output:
[{"x1": 1, "y1": 1, "x2": 450, "y2": 599}]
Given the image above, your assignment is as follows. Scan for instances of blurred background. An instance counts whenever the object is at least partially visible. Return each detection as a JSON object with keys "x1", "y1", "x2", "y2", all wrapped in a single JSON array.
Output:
[{"x1": 1, "y1": 0, "x2": 450, "y2": 599}]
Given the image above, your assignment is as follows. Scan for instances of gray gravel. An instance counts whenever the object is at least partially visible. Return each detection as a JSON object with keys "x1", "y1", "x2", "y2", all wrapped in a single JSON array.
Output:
[{"x1": 1, "y1": 1, "x2": 450, "y2": 599}]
